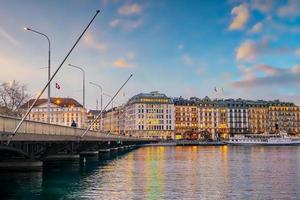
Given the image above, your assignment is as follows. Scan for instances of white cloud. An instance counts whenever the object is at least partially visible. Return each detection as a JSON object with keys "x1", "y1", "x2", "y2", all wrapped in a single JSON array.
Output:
[
  {"x1": 255, "y1": 64, "x2": 283, "y2": 75},
  {"x1": 196, "y1": 67, "x2": 206, "y2": 75},
  {"x1": 109, "y1": 19, "x2": 121, "y2": 28},
  {"x1": 235, "y1": 37, "x2": 273, "y2": 62},
  {"x1": 295, "y1": 48, "x2": 300, "y2": 57},
  {"x1": 251, "y1": 0, "x2": 274, "y2": 13},
  {"x1": 109, "y1": 18, "x2": 143, "y2": 31},
  {"x1": 118, "y1": 3, "x2": 142, "y2": 16},
  {"x1": 0, "y1": 27, "x2": 20, "y2": 46},
  {"x1": 83, "y1": 31, "x2": 107, "y2": 50},
  {"x1": 113, "y1": 59, "x2": 134, "y2": 68},
  {"x1": 277, "y1": 0, "x2": 300, "y2": 18},
  {"x1": 250, "y1": 22, "x2": 263, "y2": 33},
  {"x1": 229, "y1": 3, "x2": 249, "y2": 30},
  {"x1": 182, "y1": 54, "x2": 194, "y2": 65},
  {"x1": 291, "y1": 65, "x2": 300, "y2": 74},
  {"x1": 233, "y1": 64, "x2": 300, "y2": 88},
  {"x1": 236, "y1": 41, "x2": 257, "y2": 61}
]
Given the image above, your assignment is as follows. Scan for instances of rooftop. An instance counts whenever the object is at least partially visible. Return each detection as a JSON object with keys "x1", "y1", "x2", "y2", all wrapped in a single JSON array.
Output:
[
  {"x1": 127, "y1": 91, "x2": 173, "y2": 105},
  {"x1": 21, "y1": 97, "x2": 83, "y2": 109}
]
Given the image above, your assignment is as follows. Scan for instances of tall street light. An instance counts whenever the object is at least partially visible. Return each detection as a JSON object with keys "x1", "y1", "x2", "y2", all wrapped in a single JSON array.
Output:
[
  {"x1": 89, "y1": 82, "x2": 103, "y2": 131},
  {"x1": 24, "y1": 27, "x2": 51, "y2": 124},
  {"x1": 68, "y1": 64, "x2": 86, "y2": 109}
]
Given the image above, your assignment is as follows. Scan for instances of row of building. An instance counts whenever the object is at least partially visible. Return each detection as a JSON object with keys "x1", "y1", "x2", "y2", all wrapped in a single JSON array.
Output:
[{"x1": 21, "y1": 91, "x2": 300, "y2": 140}]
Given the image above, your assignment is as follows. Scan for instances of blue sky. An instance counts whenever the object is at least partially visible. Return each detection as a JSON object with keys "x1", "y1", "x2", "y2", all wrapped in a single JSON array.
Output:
[{"x1": 1, "y1": 0, "x2": 300, "y2": 109}]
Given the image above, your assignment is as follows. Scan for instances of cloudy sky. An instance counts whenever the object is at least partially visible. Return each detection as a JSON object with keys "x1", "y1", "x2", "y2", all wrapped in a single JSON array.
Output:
[{"x1": 1, "y1": 0, "x2": 300, "y2": 109}]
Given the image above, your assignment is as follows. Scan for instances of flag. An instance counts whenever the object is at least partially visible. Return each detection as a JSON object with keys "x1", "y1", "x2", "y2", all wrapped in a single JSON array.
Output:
[
  {"x1": 214, "y1": 87, "x2": 217, "y2": 92},
  {"x1": 55, "y1": 83, "x2": 61, "y2": 90}
]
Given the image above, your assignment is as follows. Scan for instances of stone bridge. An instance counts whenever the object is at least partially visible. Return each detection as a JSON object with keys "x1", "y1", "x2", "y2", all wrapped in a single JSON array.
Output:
[{"x1": 0, "y1": 115, "x2": 155, "y2": 170}]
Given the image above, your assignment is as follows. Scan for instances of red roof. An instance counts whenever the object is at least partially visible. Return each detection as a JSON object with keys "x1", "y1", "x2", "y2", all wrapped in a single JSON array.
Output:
[{"x1": 21, "y1": 98, "x2": 83, "y2": 109}]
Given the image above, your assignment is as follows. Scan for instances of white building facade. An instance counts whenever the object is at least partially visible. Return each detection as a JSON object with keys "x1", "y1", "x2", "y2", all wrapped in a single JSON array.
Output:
[
  {"x1": 124, "y1": 91, "x2": 175, "y2": 139},
  {"x1": 22, "y1": 98, "x2": 87, "y2": 128}
]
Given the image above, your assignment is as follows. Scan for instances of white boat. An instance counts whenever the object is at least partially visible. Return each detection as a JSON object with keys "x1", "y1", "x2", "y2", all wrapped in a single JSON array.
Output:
[{"x1": 227, "y1": 131, "x2": 300, "y2": 145}]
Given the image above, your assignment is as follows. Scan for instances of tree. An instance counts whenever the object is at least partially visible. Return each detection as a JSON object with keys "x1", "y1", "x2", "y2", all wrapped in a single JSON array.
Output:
[{"x1": 0, "y1": 80, "x2": 30, "y2": 117}]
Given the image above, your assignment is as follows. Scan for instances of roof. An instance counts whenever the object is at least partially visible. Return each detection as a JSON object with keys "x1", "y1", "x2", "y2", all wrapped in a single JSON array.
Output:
[
  {"x1": 88, "y1": 110, "x2": 102, "y2": 115},
  {"x1": 172, "y1": 97, "x2": 197, "y2": 106},
  {"x1": 127, "y1": 91, "x2": 173, "y2": 105},
  {"x1": 21, "y1": 97, "x2": 83, "y2": 109}
]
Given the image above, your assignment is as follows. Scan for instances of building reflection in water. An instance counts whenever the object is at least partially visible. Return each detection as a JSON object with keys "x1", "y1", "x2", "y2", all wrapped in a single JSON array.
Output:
[{"x1": 1, "y1": 146, "x2": 300, "y2": 199}]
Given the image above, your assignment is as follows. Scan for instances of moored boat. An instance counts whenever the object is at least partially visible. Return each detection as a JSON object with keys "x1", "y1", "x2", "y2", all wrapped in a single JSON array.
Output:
[{"x1": 227, "y1": 131, "x2": 300, "y2": 145}]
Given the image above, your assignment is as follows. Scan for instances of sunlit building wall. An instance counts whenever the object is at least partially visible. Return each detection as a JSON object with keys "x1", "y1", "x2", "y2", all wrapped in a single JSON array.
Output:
[
  {"x1": 21, "y1": 97, "x2": 87, "y2": 128},
  {"x1": 173, "y1": 97, "x2": 198, "y2": 140},
  {"x1": 102, "y1": 107, "x2": 121, "y2": 134},
  {"x1": 223, "y1": 99, "x2": 249, "y2": 135},
  {"x1": 198, "y1": 97, "x2": 229, "y2": 139},
  {"x1": 87, "y1": 110, "x2": 102, "y2": 131},
  {"x1": 247, "y1": 101, "x2": 268, "y2": 134},
  {"x1": 268, "y1": 101, "x2": 300, "y2": 134},
  {"x1": 124, "y1": 91, "x2": 175, "y2": 139}
]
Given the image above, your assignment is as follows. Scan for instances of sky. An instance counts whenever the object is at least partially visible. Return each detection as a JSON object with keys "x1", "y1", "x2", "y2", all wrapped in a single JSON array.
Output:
[{"x1": 1, "y1": 0, "x2": 300, "y2": 109}]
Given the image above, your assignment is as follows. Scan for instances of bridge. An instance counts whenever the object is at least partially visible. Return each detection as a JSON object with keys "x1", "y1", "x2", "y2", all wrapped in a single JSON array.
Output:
[{"x1": 0, "y1": 115, "x2": 155, "y2": 170}]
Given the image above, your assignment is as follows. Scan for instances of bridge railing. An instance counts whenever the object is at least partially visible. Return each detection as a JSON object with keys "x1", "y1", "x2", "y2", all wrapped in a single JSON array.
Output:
[{"x1": 0, "y1": 115, "x2": 139, "y2": 140}]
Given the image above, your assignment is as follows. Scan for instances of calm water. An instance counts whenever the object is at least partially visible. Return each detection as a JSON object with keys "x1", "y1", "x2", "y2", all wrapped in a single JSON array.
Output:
[{"x1": 1, "y1": 146, "x2": 300, "y2": 200}]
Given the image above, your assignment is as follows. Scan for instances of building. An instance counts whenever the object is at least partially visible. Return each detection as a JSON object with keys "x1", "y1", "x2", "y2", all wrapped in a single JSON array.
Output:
[
  {"x1": 197, "y1": 97, "x2": 229, "y2": 139},
  {"x1": 268, "y1": 100, "x2": 300, "y2": 134},
  {"x1": 247, "y1": 100, "x2": 268, "y2": 134},
  {"x1": 87, "y1": 110, "x2": 102, "y2": 131},
  {"x1": 21, "y1": 97, "x2": 86, "y2": 128},
  {"x1": 102, "y1": 106, "x2": 124, "y2": 134},
  {"x1": 173, "y1": 97, "x2": 198, "y2": 140},
  {"x1": 124, "y1": 91, "x2": 175, "y2": 139},
  {"x1": 222, "y1": 98, "x2": 249, "y2": 135}
]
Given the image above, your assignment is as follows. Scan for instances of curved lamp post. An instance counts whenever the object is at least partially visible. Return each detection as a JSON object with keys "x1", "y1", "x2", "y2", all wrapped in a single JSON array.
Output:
[
  {"x1": 24, "y1": 27, "x2": 51, "y2": 123},
  {"x1": 68, "y1": 64, "x2": 86, "y2": 109}
]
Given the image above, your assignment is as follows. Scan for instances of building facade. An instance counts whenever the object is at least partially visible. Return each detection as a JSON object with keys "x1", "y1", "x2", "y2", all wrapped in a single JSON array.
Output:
[
  {"x1": 21, "y1": 98, "x2": 86, "y2": 128},
  {"x1": 247, "y1": 100, "x2": 268, "y2": 134},
  {"x1": 173, "y1": 97, "x2": 198, "y2": 139},
  {"x1": 124, "y1": 91, "x2": 175, "y2": 139},
  {"x1": 87, "y1": 110, "x2": 102, "y2": 131},
  {"x1": 268, "y1": 101, "x2": 300, "y2": 134},
  {"x1": 223, "y1": 99, "x2": 249, "y2": 135},
  {"x1": 198, "y1": 97, "x2": 229, "y2": 139}
]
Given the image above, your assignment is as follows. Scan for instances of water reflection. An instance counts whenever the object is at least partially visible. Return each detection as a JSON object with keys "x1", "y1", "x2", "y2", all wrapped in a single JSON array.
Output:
[{"x1": 0, "y1": 146, "x2": 300, "y2": 199}]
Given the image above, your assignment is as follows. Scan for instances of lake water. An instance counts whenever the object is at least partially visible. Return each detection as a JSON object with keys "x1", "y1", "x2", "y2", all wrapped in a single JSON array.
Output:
[{"x1": 1, "y1": 146, "x2": 300, "y2": 199}]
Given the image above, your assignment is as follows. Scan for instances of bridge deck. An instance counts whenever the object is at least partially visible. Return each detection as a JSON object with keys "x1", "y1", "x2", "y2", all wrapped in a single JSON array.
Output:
[{"x1": 0, "y1": 115, "x2": 152, "y2": 142}]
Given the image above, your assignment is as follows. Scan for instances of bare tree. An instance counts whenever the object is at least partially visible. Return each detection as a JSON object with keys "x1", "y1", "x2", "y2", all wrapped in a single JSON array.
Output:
[{"x1": 0, "y1": 80, "x2": 30, "y2": 117}]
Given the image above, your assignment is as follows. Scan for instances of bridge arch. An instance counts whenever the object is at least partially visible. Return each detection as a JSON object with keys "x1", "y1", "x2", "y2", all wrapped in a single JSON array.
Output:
[{"x1": 0, "y1": 145, "x2": 32, "y2": 159}]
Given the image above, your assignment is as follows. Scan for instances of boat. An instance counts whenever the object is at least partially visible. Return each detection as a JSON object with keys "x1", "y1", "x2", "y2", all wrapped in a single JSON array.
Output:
[{"x1": 227, "y1": 131, "x2": 300, "y2": 145}]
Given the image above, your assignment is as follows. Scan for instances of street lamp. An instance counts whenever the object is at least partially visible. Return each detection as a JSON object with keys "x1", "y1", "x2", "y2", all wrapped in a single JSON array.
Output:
[
  {"x1": 24, "y1": 27, "x2": 51, "y2": 124},
  {"x1": 89, "y1": 82, "x2": 103, "y2": 131},
  {"x1": 67, "y1": 64, "x2": 86, "y2": 109}
]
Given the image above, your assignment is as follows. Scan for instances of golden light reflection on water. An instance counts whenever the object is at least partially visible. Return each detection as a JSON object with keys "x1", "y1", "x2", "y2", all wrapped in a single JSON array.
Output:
[
  {"x1": 69, "y1": 146, "x2": 300, "y2": 199},
  {"x1": 2, "y1": 146, "x2": 300, "y2": 199}
]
